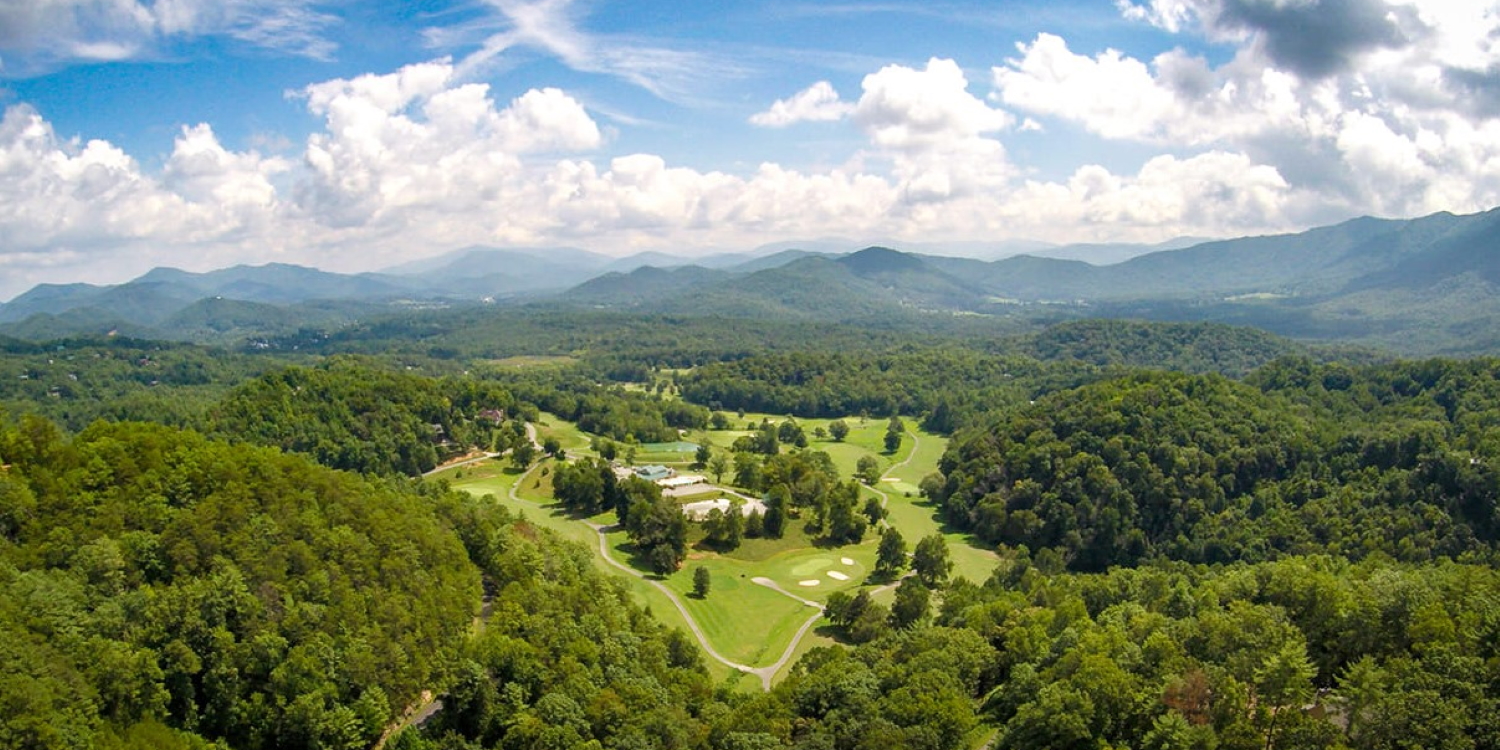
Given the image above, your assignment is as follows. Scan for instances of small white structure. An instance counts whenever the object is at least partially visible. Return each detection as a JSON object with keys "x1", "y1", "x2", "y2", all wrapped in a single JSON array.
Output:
[
  {"x1": 680, "y1": 496, "x2": 768, "y2": 520},
  {"x1": 658, "y1": 474, "x2": 705, "y2": 490}
]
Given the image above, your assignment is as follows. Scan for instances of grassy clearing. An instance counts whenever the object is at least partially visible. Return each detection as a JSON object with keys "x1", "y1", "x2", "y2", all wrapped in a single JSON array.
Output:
[
  {"x1": 628, "y1": 450, "x2": 698, "y2": 466},
  {"x1": 482, "y1": 355, "x2": 578, "y2": 368},
  {"x1": 879, "y1": 488, "x2": 1000, "y2": 584}
]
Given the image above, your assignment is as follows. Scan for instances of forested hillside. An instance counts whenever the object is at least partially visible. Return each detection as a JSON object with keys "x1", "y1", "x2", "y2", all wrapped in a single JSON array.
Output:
[
  {"x1": 211, "y1": 360, "x2": 521, "y2": 476},
  {"x1": 950, "y1": 554, "x2": 1500, "y2": 750},
  {"x1": 1, "y1": 313, "x2": 1498, "y2": 750},
  {"x1": 928, "y1": 359, "x2": 1500, "y2": 570},
  {"x1": 0, "y1": 419, "x2": 479, "y2": 749},
  {"x1": 0, "y1": 337, "x2": 278, "y2": 431}
]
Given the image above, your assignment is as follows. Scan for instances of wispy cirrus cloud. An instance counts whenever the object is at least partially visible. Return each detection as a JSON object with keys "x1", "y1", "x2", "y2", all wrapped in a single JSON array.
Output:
[
  {"x1": 430, "y1": 0, "x2": 746, "y2": 105},
  {"x1": 0, "y1": 0, "x2": 339, "y2": 75}
]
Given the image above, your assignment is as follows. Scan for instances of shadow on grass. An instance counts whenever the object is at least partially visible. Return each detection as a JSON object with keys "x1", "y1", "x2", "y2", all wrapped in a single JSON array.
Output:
[{"x1": 812, "y1": 623, "x2": 852, "y2": 645}]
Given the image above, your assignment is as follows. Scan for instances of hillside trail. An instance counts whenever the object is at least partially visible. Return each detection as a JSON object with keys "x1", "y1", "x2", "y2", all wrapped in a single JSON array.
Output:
[{"x1": 379, "y1": 428, "x2": 547, "y2": 748}]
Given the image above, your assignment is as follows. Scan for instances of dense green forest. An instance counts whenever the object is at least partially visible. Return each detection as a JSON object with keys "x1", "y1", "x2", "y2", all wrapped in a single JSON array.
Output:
[
  {"x1": 0, "y1": 337, "x2": 280, "y2": 432},
  {"x1": 927, "y1": 359, "x2": 1500, "y2": 571},
  {"x1": 210, "y1": 360, "x2": 521, "y2": 476},
  {"x1": 2, "y1": 313, "x2": 1498, "y2": 750},
  {"x1": 952, "y1": 554, "x2": 1500, "y2": 750},
  {"x1": 0, "y1": 419, "x2": 478, "y2": 749}
]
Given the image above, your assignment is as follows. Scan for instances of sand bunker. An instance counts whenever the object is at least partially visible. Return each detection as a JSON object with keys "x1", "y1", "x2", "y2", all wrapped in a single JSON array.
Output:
[
  {"x1": 840, "y1": 557, "x2": 855, "y2": 565},
  {"x1": 798, "y1": 580, "x2": 821, "y2": 587},
  {"x1": 827, "y1": 571, "x2": 849, "y2": 581}
]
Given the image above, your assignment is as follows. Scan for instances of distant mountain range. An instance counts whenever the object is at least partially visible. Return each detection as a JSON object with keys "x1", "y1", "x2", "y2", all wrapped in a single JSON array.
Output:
[{"x1": 2, "y1": 207, "x2": 1497, "y2": 355}]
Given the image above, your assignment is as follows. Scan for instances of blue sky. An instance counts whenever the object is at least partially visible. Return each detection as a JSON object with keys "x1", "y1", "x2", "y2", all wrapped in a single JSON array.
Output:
[{"x1": 0, "y1": 0, "x2": 1496, "y2": 298}]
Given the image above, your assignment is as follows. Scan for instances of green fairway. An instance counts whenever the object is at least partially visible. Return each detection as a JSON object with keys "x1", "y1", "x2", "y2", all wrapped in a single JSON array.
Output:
[
  {"x1": 534, "y1": 412, "x2": 594, "y2": 455},
  {"x1": 446, "y1": 412, "x2": 1000, "y2": 690}
]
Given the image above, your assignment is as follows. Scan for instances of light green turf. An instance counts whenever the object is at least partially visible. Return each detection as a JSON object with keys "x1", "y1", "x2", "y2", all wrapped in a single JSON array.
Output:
[
  {"x1": 661, "y1": 540, "x2": 873, "y2": 666},
  {"x1": 482, "y1": 355, "x2": 578, "y2": 368},
  {"x1": 534, "y1": 412, "x2": 594, "y2": 455},
  {"x1": 447, "y1": 412, "x2": 1001, "y2": 689}
]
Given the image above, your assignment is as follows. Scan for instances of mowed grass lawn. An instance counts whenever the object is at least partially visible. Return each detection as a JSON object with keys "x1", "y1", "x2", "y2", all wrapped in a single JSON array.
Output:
[
  {"x1": 534, "y1": 412, "x2": 594, "y2": 456},
  {"x1": 446, "y1": 411, "x2": 1000, "y2": 686},
  {"x1": 697, "y1": 413, "x2": 1001, "y2": 584},
  {"x1": 604, "y1": 523, "x2": 876, "y2": 668},
  {"x1": 672, "y1": 539, "x2": 876, "y2": 666}
]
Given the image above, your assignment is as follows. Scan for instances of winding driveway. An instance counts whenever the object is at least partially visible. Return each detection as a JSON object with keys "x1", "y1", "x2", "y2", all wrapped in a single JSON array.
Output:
[
  {"x1": 584, "y1": 522, "x2": 835, "y2": 691},
  {"x1": 442, "y1": 423, "x2": 862, "y2": 692},
  {"x1": 584, "y1": 522, "x2": 769, "y2": 681},
  {"x1": 879, "y1": 427, "x2": 921, "y2": 489}
]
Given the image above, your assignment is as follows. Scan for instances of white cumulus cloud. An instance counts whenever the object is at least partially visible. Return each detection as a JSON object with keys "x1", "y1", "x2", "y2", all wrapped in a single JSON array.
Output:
[
  {"x1": 994, "y1": 14, "x2": 1500, "y2": 222},
  {"x1": 854, "y1": 58, "x2": 1013, "y2": 151},
  {"x1": 750, "y1": 81, "x2": 855, "y2": 127}
]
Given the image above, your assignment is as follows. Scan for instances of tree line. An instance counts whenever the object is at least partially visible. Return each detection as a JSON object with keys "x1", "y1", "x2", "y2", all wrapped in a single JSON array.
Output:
[{"x1": 927, "y1": 359, "x2": 1500, "y2": 571}]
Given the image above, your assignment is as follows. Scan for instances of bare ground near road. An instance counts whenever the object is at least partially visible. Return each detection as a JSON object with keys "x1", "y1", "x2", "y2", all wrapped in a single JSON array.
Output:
[{"x1": 423, "y1": 451, "x2": 499, "y2": 477}]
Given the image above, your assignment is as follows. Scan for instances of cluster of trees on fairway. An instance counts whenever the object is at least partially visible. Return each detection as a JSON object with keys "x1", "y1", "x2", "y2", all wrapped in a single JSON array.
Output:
[
  {"x1": 552, "y1": 457, "x2": 688, "y2": 572},
  {"x1": 727, "y1": 417, "x2": 809, "y2": 454},
  {"x1": 678, "y1": 350, "x2": 1083, "y2": 433},
  {"x1": 927, "y1": 363, "x2": 1500, "y2": 570},
  {"x1": 0, "y1": 417, "x2": 479, "y2": 750},
  {"x1": 730, "y1": 449, "x2": 871, "y2": 545},
  {"x1": 495, "y1": 371, "x2": 709, "y2": 443}
]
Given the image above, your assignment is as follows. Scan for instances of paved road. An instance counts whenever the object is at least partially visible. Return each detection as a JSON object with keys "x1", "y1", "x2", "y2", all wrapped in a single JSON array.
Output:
[
  {"x1": 421, "y1": 426, "x2": 833, "y2": 693},
  {"x1": 878, "y1": 427, "x2": 921, "y2": 489},
  {"x1": 584, "y1": 521, "x2": 767, "y2": 683},
  {"x1": 747, "y1": 577, "x2": 827, "y2": 688},
  {"x1": 421, "y1": 421, "x2": 541, "y2": 477},
  {"x1": 582, "y1": 520, "x2": 838, "y2": 691},
  {"x1": 863, "y1": 427, "x2": 921, "y2": 517}
]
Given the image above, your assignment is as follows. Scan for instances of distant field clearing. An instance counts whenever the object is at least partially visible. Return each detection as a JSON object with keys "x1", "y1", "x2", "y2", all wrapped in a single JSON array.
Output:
[{"x1": 483, "y1": 355, "x2": 579, "y2": 367}]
